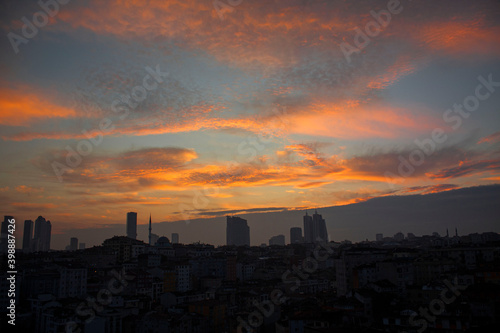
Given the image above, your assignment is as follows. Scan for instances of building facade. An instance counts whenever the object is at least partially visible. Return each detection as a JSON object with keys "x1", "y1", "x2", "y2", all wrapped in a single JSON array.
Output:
[
  {"x1": 127, "y1": 212, "x2": 137, "y2": 239},
  {"x1": 303, "y1": 210, "x2": 328, "y2": 243},
  {"x1": 33, "y1": 216, "x2": 51, "y2": 252},
  {"x1": 290, "y1": 227, "x2": 303, "y2": 244},
  {"x1": 226, "y1": 216, "x2": 250, "y2": 246}
]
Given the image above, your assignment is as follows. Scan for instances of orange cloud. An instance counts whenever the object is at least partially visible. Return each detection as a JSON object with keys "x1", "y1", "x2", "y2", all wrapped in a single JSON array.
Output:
[
  {"x1": 415, "y1": 19, "x2": 500, "y2": 56},
  {"x1": 479, "y1": 131, "x2": 500, "y2": 144},
  {"x1": 15, "y1": 185, "x2": 44, "y2": 194},
  {"x1": 4, "y1": 111, "x2": 259, "y2": 141},
  {"x1": 0, "y1": 85, "x2": 77, "y2": 126},
  {"x1": 366, "y1": 55, "x2": 417, "y2": 90},
  {"x1": 398, "y1": 184, "x2": 459, "y2": 195},
  {"x1": 11, "y1": 202, "x2": 57, "y2": 210},
  {"x1": 288, "y1": 103, "x2": 435, "y2": 139},
  {"x1": 428, "y1": 159, "x2": 500, "y2": 180},
  {"x1": 42, "y1": 0, "x2": 500, "y2": 77},
  {"x1": 6, "y1": 102, "x2": 433, "y2": 141}
]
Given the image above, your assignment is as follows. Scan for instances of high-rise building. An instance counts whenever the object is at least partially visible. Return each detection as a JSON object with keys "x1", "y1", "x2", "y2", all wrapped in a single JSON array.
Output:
[
  {"x1": 313, "y1": 210, "x2": 328, "y2": 242},
  {"x1": 269, "y1": 235, "x2": 285, "y2": 246},
  {"x1": 290, "y1": 227, "x2": 302, "y2": 244},
  {"x1": 303, "y1": 211, "x2": 313, "y2": 243},
  {"x1": 171, "y1": 233, "x2": 179, "y2": 244},
  {"x1": 33, "y1": 216, "x2": 51, "y2": 252},
  {"x1": 148, "y1": 214, "x2": 152, "y2": 245},
  {"x1": 70, "y1": 237, "x2": 78, "y2": 251},
  {"x1": 1, "y1": 216, "x2": 14, "y2": 253},
  {"x1": 226, "y1": 216, "x2": 250, "y2": 246},
  {"x1": 23, "y1": 220, "x2": 33, "y2": 252},
  {"x1": 303, "y1": 210, "x2": 328, "y2": 243},
  {"x1": 127, "y1": 212, "x2": 137, "y2": 239}
]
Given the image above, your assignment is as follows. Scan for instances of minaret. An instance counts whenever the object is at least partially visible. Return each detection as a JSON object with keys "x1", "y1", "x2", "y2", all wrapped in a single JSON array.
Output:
[
  {"x1": 455, "y1": 227, "x2": 458, "y2": 237},
  {"x1": 148, "y1": 213, "x2": 152, "y2": 245}
]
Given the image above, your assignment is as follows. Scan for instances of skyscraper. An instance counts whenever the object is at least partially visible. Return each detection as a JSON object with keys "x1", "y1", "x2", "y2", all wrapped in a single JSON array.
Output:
[
  {"x1": 23, "y1": 220, "x2": 33, "y2": 252},
  {"x1": 33, "y1": 216, "x2": 51, "y2": 252},
  {"x1": 290, "y1": 227, "x2": 302, "y2": 244},
  {"x1": 303, "y1": 210, "x2": 328, "y2": 243},
  {"x1": 148, "y1": 213, "x2": 152, "y2": 245},
  {"x1": 171, "y1": 233, "x2": 179, "y2": 244},
  {"x1": 70, "y1": 237, "x2": 78, "y2": 251},
  {"x1": 303, "y1": 211, "x2": 313, "y2": 243},
  {"x1": 226, "y1": 216, "x2": 250, "y2": 246},
  {"x1": 0, "y1": 216, "x2": 13, "y2": 253},
  {"x1": 127, "y1": 212, "x2": 137, "y2": 239},
  {"x1": 312, "y1": 210, "x2": 328, "y2": 242}
]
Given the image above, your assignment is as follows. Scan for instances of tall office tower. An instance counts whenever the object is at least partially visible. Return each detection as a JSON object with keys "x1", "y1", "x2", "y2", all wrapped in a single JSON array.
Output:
[
  {"x1": 1, "y1": 216, "x2": 14, "y2": 253},
  {"x1": 226, "y1": 216, "x2": 250, "y2": 246},
  {"x1": 33, "y1": 216, "x2": 51, "y2": 252},
  {"x1": 312, "y1": 210, "x2": 328, "y2": 242},
  {"x1": 23, "y1": 220, "x2": 34, "y2": 252},
  {"x1": 303, "y1": 211, "x2": 313, "y2": 243},
  {"x1": 70, "y1": 237, "x2": 78, "y2": 251},
  {"x1": 127, "y1": 212, "x2": 137, "y2": 239},
  {"x1": 303, "y1": 210, "x2": 328, "y2": 243},
  {"x1": 290, "y1": 227, "x2": 302, "y2": 244},
  {"x1": 171, "y1": 233, "x2": 179, "y2": 244},
  {"x1": 148, "y1": 214, "x2": 152, "y2": 245},
  {"x1": 269, "y1": 235, "x2": 285, "y2": 246}
]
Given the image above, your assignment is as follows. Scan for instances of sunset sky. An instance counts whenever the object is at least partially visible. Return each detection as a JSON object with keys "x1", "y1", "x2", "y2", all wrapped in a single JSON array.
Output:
[{"x1": 1, "y1": 0, "x2": 499, "y2": 248}]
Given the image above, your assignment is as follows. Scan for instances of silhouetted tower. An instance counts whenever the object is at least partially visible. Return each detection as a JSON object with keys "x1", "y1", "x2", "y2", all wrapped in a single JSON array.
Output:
[
  {"x1": 290, "y1": 227, "x2": 302, "y2": 244},
  {"x1": 148, "y1": 213, "x2": 152, "y2": 245},
  {"x1": 172, "y1": 233, "x2": 179, "y2": 244},
  {"x1": 70, "y1": 237, "x2": 78, "y2": 251},
  {"x1": 0, "y1": 216, "x2": 13, "y2": 253},
  {"x1": 304, "y1": 210, "x2": 328, "y2": 243},
  {"x1": 312, "y1": 209, "x2": 328, "y2": 242},
  {"x1": 33, "y1": 216, "x2": 51, "y2": 252},
  {"x1": 127, "y1": 212, "x2": 137, "y2": 239},
  {"x1": 303, "y1": 211, "x2": 313, "y2": 243},
  {"x1": 23, "y1": 220, "x2": 33, "y2": 252},
  {"x1": 226, "y1": 216, "x2": 250, "y2": 246}
]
